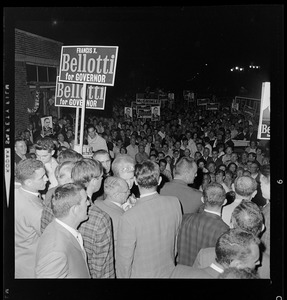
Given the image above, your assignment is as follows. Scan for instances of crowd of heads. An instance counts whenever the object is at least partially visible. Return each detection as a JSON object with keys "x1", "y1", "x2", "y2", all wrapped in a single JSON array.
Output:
[{"x1": 15, "y1": 104, "x2": 271, "y2": 279}]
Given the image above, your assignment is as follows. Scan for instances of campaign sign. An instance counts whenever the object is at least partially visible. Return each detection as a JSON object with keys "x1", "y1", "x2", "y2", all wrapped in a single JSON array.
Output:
[
  {"x1": 124, "y1": 107, "x2": 133, "y2": 120},
  {"x1": 257, "y1": 82, "x2": 270, "y2": 140},
  {"x1": 136, "y1": 105, "x2": 152, "y2": 118},
  {"x1": 206, "y1": 103, "x2": 219, "y2": 110},
  {"x1": 59, "y1": 46, "x2": 119, "y2": 86},
  {"x1": 55, "y1": 76, "x2": 106, "y2": 110},
  {"x1": 136, "y1": 99, "x2": 161, "y2": 105},
  {"x1": 243, "y1": 105, "x2": 256, "y2": 117},
  {"x1": 197, "y1": 98, "x2": 210, "y2": 106},
  {"x1": 183, "y1": 90, "x2": 194, "y2": 102}
]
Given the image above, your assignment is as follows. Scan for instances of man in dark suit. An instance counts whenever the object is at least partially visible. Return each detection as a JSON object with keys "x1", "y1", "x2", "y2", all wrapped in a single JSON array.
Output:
[
  {"x1": 202, "y1": 147, "x2": 211, "y2": 163},
  {"x1": 35, "y1": 183, "x2": 91, "y2": 278},
  {"x1": 177, "y1": 182, "x2": 229, "y2": 267},
  {"x1": 210, "y1": 148, "x2": 223, "y2": 168},
  {"x1": 224, "y1": 130, "x2": 235, "y2": 149},
  {"x1": 160, "y1": 157, "x2": 203, "y2": 215},
  {"x1": 14, "y1": 138, "x2": 33, "y2": 166},
  {"x1": 247, "y1": 125, "x2": 258, "y2": 142}
]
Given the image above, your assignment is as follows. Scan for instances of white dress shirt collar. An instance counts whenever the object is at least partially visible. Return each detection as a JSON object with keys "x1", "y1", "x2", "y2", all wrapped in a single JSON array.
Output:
[
  {"x1": 140, "y1": 191, "x2": 157, "y2": 198},
  {"x1": 111, "y1": 201, "x2": 123, "y2": 208},
  {"x1": 210, "y1": 263, "x2": 224, "y2": 273},
  {"x1": 204, "y1": 209, "x2": 221, "y2": 217},
  {"x1": 20, "y1": 186, "x2": 40, "y2": 198},
  {"x1": 55, "y1": 218, "x2": 84, "y2": 250}
]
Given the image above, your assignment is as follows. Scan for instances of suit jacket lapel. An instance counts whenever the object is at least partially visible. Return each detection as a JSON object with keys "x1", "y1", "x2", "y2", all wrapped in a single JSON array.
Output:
[
  {"x1": 19, "y1": 188, "x2": 43, "y2": 207},
  {"x1": 54, "y1": 221, "x2": 87, "y2": 260}
]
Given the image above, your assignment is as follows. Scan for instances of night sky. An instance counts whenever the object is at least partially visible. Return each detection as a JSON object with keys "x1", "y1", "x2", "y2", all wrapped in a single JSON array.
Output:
[{"x1": 5, "y1": 6, "x2": 283, "y2": 98}]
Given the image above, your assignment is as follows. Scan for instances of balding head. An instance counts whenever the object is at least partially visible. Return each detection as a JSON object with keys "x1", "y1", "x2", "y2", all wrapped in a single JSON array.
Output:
[
  {"x1": 231, "y1": 199, "x2": 264, "y2": 236},
  {"x1": 234, "y1": 176, "x2": 257, "y2": 200},
  {"x1": 174, "y1": 157, "x2": 197, "y2": 184},
  {"x1": 104, "y1": 176, "x2": 130, "y2": 205}
]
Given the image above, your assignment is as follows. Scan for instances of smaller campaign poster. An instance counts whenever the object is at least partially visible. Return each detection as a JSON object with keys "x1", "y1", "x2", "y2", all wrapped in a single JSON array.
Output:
[
  {"x1": 124, "y1": 107, "x2": 133, "y2": 121},
  {"x1": 151, "y1": 106, "x2": 160, "y2": 121},
  {"x1": 257, "y1": 82, "x2": 270, "y2": 140},
  {"x1": 183, "y1": 90, "x2": 194, "y2": 102},
  {"x1": 41, "y1": 116, "x2": 54, "y2": 137}
]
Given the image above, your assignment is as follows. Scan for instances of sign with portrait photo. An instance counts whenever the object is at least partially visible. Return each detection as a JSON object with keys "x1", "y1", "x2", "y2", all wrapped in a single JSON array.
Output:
[
  {"x1": 151, "y1": 106, "x2": 160, "y2": 121},
  {"x1": 124, "y1": 107, "x2": 133, "y2": 120},
  {"x1": 41, "y1": 116, "x2": 54, "y2": 137}
]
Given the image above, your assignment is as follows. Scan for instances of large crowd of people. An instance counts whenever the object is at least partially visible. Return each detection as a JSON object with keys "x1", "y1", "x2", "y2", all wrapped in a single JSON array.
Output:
[{"x1": 14, "y1": 104, "x2": 270, "y2": 278}]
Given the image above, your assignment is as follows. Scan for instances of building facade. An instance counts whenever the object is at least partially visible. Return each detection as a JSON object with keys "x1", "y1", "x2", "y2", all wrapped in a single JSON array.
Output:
[{"x1": 15, "y1": 29, "x2": 63, "y2": 135}]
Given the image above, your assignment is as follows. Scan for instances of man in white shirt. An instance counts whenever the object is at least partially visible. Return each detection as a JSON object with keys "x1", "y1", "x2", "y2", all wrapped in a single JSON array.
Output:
[
  {"x1": 126, "y1": 136, "x2": 138, "y2": 161},
  {"x1": 185, "y1": 130, "x2": 197, "y2": 157},
  {"x1": 87, "y1": 124, "x2": 108, "y2": 153},
  {"x1": 158, "y1": 125, "x2": 166, "y2": 140},
  {"x1": 35, "y1": 137, "x2": 59, "y2": 190}
]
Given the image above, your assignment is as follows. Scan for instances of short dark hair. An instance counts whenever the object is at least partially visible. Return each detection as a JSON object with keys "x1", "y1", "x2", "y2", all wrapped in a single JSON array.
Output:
[
  {"x1": 159, "y1": 158, "x2": 167, "y2": 165},
  {"x1": 16, "y1": 158, "x2": 45, "y2": 184},
  {"x1": 215, "y1": 169, "x2": 225, "y2": 176},
  {"x1": 72, "y1": 158, "x2": 103, "y2": 185},
  {"x1": 87, "y1": 124, "x2": 96, "y2": 131},
  {"x1": 135, "y1": 160, "x2": 160, "y2": 188},
  {"x1": 35, "y1": 137, "x2": 55, "y2": 152},
  {"x1": 57, "y1": 149, "x2": 83, "y2": 164},
  {"x1": 52, "y1": 182, "x2": 86, "y2": 218},
  {"x1": 15, "y1": 138, "x2": 26, "y2": 145}
]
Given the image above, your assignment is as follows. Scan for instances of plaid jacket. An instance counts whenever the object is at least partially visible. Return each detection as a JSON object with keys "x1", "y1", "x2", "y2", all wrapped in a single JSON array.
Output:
[
  {"x1": 41, "y1": 201, "x2": 115, "y2": 278},
  {"x1": 177, "y1": 210, "x2": 229, "y2": 267}
]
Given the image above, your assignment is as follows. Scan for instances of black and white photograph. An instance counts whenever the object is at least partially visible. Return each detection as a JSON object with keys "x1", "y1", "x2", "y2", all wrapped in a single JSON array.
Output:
[{"x1": 3, "y1": 5, "x2": 284, "y2": 300}]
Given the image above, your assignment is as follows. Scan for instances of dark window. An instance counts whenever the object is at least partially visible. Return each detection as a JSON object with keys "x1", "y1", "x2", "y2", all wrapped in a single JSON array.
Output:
[
  {"x1": 38, "y1": 66, "x2": 48, "y2": 82},
  {"x1": 26, "y1": 64, "x2": 37, "y2": 82},
  {"x1": 48, "y1": 67, "x2": 57, "y2": 82}
]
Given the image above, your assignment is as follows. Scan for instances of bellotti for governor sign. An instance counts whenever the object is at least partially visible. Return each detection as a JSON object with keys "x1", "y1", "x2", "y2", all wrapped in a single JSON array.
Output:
[
  {"x1": 55, "y1": 77, "x2": 107, "y2": 110},
  {"x1": 56, "y1": 45, "x2": 118, "y2": 110},
  {"x1": 257, "y1": 82, "x2": 270, "y2": 140},
  {"x1": 59, "y1": 46, "x2": 118, "y2": 85}
]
